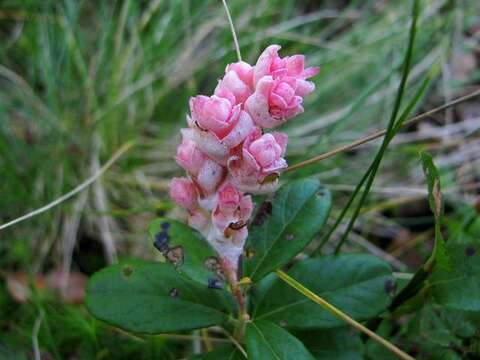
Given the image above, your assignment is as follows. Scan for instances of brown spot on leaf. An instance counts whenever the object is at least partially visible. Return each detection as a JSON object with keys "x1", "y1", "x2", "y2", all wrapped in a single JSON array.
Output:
[
  {"x1": 165, "y1": 246, "x2": 184, "y2": 267},
  {"x1": 161, "y1": 221, "x2": 170, "y2": 230},
  {"x1": 244, "y1": 248, "x2": 255, "y2": 259},
  {"x1": 253, "y1": 201, "x2": 273, "y2": 226},
  {"x1": 207, "y1": 278, "x2": 224, "y2": 290},
  {"x1": 123, "y1": 266, "x2": 134, "y2": 277},
  {"x1": 384, "y1": 279, "x2": 397, "y2": 297},
  {"x1": 465, "y1": 246, "x2": 476, "y2": 257},
  {"x1": 169, "y1": 288, "x2": 179, "y2": 299}
]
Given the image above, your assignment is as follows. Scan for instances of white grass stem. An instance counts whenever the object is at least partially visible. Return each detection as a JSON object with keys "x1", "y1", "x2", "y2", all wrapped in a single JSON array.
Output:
[
  {"x1": 221, "y1": 0, "x2": 242, "y2": 62},
  {"x1": 0, "y1": 141, "x2": 135, "y2": 231}
]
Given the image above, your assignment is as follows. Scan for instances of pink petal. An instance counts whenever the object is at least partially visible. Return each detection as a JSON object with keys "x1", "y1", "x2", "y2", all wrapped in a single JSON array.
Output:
[
  {"x1": 272, "y1": 132, "x2": 288, "y2": 155},
  {"x1": 226, "y1": 61, "x2": 254, "y2": 88},
  {"x1": 296, "y1": 79, "x2": 316, "y2": 97},
  {"x1": 190, "y1": 126, "x2": 229, "y2": 165},
  {"x1": 170, "y1": 177, "x2": 198, "y2": 210},
  {"x1": 214, "y1": 83, "x2": 236, "y2": 105},
  {"x1": 286, "y1": 55, "x2": 305, "y2": 76},
  {"x1": 221, "y1": 110, "x2": 254, "y2": 149},
  {"x1": 254, "y1": 44, "x2": 281, "y2": 85},
  {"x1": 197, "y1": 159, "x2": 224, "y2": 194},
  {"x1": 219, "y1": 70, "x2": 252, "y2": 104},
  {"x1": 303, "y1": 66, "x2": 320, "y2": 79}
]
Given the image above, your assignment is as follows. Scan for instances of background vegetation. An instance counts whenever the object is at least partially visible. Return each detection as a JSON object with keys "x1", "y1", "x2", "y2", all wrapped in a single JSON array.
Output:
[{"x1": 1, "y1": 0, "x2": 479, "y2": 358}]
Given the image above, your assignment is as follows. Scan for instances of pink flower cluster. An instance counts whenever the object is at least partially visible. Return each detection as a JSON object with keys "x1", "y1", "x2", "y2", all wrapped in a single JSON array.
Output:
[{"x1": 170, "y1": 45, "x2": 318, "y2": 266}]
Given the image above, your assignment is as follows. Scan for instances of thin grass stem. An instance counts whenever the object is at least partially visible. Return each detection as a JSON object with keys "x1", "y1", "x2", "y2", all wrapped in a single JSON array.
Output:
[
  {"x1": 275, "y1": 269, "x2": 414, "y2": 360},
  {"x1": 221, "y1": 0, "x2": 242, "y2": 62}
]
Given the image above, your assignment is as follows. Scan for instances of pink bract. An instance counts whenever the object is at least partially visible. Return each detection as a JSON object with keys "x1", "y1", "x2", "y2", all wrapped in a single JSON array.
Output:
[
  {"x1": 169, "y1": 177, "x2": 198, "y2": 211},
  {"x1": 228, "y1": 127, "x2": 288, "y2": 193}
]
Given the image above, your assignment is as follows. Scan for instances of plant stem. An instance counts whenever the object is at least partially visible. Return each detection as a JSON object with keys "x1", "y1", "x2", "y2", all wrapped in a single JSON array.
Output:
[
  {"x1": 275, "y1": 269, "x2": 415, "y2": 360},
  {"x1": 220, "y1": 257, "x2": 249, "y2": 341}
]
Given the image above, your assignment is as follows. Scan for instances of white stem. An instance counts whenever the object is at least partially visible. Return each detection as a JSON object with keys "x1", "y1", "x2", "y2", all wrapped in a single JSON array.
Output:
[{"x1": 221, "y1": 0, "x2": 242, "y2": 62}]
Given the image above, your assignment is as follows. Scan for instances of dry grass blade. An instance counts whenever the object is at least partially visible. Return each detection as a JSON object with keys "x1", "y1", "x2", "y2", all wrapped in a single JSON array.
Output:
[
  {"x1": 285, "y1": 88, "x2": 480, "y2": 173},
  {"x1": 0, "y1": 141, "x2": 135, "y2": 231}
]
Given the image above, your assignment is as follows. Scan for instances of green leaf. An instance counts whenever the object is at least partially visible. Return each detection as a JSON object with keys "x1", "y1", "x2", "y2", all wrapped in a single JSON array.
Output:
[
  {"x1": 86, "y1": 260, "x2": 233, "y2": 334},
  {"x1": 293, "y1": 328, "x2": 364, "y2": 360},
  {"x1": 244, "y1": 178, "x2": 331, "y2": 282},
  {"x1": 149, "y1": 218, "x2": 223, "y2": 287},
  {"x1": 245, "y1": 320, "x2": 315, "y2": 360},
  {"x1": 431, "y1": 242, "x2": 480, "y2": 311},
  {"x1": 420, "y1": 152, "x2": 449, "y2": 269},
  {"x1": 252, "y1": 254, "x2": 393, "y2": 328}
]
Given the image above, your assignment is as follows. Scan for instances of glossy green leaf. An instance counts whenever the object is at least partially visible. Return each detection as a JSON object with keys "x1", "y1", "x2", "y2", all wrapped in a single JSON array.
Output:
[
  {"x1": 252, "y1": 254, "x2": 393, "y2": 328},
  {"x1": 244, "y1": 178, "x2": 331, "y2": 282},
  {"x1": 293, "y1": 328, "x2": 364, "y2": 360},
  {"x1": 149, "y1": 218, "x2": 223, "y2": 287},
  {"x1": 245, "y1": 320, "x2": 315, "y2": 360},
  {"x1": 86, "y1": 260, "x2": 233, "y2": 334},
  {"x1": 431, "y1": 242, "x2": 480, "y2": 311}
]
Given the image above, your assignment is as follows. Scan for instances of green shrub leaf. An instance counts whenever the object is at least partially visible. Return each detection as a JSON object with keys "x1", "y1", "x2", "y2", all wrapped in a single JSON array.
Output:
[
  {"x1": 245, "y1": 320, "x2": 315, "y2": 360},
  {"x1": 252, "y1": 254, "x2": 393, "y2": 328},
  {"x1": 243, "y1": 178, "x2": 331, "y2": 282},
  {"x1": 431, "y1": 242, "x2": 480, "y2": 311},
  {"x1": 86, "y1": 260, "x2": 233, "y2": 334},
  {"x1": 293, "y1": 328, "x2": 364, "y2": 360},
  {"x1": 149, "y1": 218, "x2": 223, "y2": 287}
]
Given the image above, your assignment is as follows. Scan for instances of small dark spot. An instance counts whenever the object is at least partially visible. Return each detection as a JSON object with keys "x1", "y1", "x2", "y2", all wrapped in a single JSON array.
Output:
[
  {"x1": 165, "y1": 246, "x2": 184, "y2": 267},
  {"x1": 169, "y1": 288, "x2": 179, "y2": 299},
  {"x1": 123, "y1": 266, "x2": 134, "y2": 277},
  {"x1": 279, "y1": 320, "x2": 288, "y2": 327},
  {"x1": 384, "y1": 279, "x2": 397, "y2": 297},
  {"x1": 285, "y1": 234, "x2": 295, "y2": 241},
  {"x1": 229, "y1": 221, "x2": 247, "y2": 230},
  {"x1": 161, "y1": 222, "x2": 170, "y2": 230},
  {"x1": 465, "y1": 246, "x2": 476, "y2": 257},
  {"x1": 316, "y1": 190, "x2": 325, "y2": 197},
  {"x1": 207, "y1": 278, "x2": 224, "y2": 290},
  {"x1": 154, "y1": 231, "x2": 170, "y2": 253},
  {"x1": 248, "y1": 286, "x2": 257, "y2": 295},
  {"x1": 244, "y1": 248, "x2": 255, "y2": 259},
  {"x1": 253, "y1": 201, "x2": 272, "y2": 226}
]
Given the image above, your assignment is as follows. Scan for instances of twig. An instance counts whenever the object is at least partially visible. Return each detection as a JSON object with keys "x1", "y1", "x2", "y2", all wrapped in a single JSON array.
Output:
[
  {"x1": 0, "y1": 141, "x2": 135, "y2": 231},
  {"x1": 275, "y1": 269, "x2": 415, "y2": 360},
  {"x1": 285, "y1": 88, "x2": 480, "y2": 173},
  {"x1": 221, "y1": 0, "x2": 242, "y2": 61}
]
